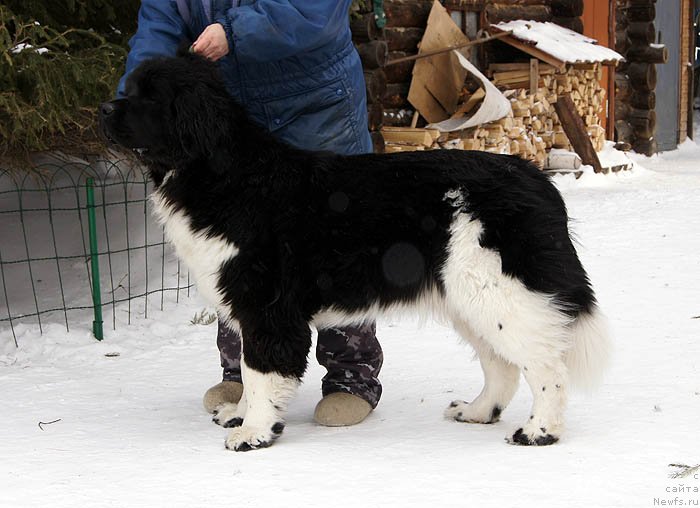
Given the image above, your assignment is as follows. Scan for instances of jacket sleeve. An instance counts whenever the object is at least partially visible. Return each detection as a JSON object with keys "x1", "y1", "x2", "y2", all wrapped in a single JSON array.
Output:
[
  {"x1": 116, "y1": 0, "x2": 189, "y2": 97},
  {"x1": 215, "y1": 0, "x2": 351, "y2": 63}
]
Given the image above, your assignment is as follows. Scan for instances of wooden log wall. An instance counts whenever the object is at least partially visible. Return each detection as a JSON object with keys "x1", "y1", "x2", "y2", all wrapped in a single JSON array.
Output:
[{"x1": 614, "y1": 0, "x2": 666, "y2": 155}]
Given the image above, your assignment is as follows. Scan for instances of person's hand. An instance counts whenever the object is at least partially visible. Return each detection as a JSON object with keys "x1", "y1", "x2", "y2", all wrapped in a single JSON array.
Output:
[{"x1": 192, "y1": 23, "x2": 229, "y2": 61}]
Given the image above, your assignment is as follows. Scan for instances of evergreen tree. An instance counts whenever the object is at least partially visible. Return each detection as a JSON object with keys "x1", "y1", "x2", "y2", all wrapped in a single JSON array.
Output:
[{"x1": 0, "y1": 1, "x2": 139, "y2": 163}]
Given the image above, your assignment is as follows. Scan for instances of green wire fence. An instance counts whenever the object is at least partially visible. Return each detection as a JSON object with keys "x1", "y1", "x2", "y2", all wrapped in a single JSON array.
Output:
[{"x1": 0, "y1": 157, "x2": 191, "y2": 346}]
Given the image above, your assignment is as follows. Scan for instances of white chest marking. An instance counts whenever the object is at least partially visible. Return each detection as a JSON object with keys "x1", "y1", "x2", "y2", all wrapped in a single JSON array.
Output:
[{"x1": 151, "y1": 190, "x2": 239, "y2": 309}]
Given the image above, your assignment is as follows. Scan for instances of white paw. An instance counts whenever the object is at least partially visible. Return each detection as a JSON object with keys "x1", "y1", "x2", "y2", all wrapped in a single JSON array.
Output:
[
  {"x1": 445, "y1": 400, "x2": 502, "y2": 424},
  {"x1": 224, "y1": 422, "x2": 285, "y2": 452},
  {"x1": 506, "y1": 421, "x2": 560, "y2": 446},
  {"x1": 212, "y1": 402, "x2": 244, "y2": 427}
]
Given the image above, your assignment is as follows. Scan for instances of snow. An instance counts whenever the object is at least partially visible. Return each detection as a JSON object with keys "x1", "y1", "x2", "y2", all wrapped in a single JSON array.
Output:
[
  {"x1": 493, "y1": 21, "x2": 624, "y2": 65},
  {"x1": 2, "y1": 137, "x2": 700, "y2": 507},
  {"x1": 10, "y1": 43, "x2": 49, "y2": 55}
]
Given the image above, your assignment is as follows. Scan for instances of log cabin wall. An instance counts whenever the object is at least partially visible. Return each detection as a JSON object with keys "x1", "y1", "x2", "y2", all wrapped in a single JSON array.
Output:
[
  {"x1": 613, "y1": 0, "x2": 690, "y2": 155},
  {"x1": 615, "y1": 0, "x2": 695, "y2": 153}
]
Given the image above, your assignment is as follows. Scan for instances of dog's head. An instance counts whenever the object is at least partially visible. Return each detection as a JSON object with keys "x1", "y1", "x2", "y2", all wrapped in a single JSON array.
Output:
[{"x1": 100, "y1": 52, "x2": 236, "y2": 168}]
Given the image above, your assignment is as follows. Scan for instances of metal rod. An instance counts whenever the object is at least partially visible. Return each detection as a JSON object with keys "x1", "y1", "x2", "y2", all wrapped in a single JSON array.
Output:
[
  {"x1": 86, "y1": 177, "x2": 104, "y2": 341},
  {"x1": 384, "y1": 31, "x2": 513, "y2": 66}
]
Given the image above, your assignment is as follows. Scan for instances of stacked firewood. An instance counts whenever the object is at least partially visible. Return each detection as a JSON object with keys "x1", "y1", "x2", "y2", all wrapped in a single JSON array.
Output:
[
  {"x1": 614, "y1": 0, "x2": 666, "y2": 155},
  {"x1": 381, "y1": 61, "x2": 608, "y2": 165}
]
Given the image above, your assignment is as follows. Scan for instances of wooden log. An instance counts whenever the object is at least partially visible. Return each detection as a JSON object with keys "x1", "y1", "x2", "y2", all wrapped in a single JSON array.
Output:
[
  {"x1": 627, "y1": 22, "x2": 656, "y2": 44},
  {"x1": 626, "y1": 44, "x2": 669, "y2": 64},
  {"x1": 628, "y1": 108, "x2": 657, "y2": 138},
  {"x1": 383, "y1": 52, "x2": 414, "y2": 84},
  {"x1": 351, "y1": 13, "x2": 386, "y2": 42},
  {"x1": 632, "y1": 136, "x2": 657, "y2": 156},
  {"x1": 629, "y1": 91, "x2": 656, "y2": 109},
  {"x1": 364, "y1": 69, "x2": 388, "y2": 103},
  {"x1": 615, "y1": 32, "x2": 631, "y2": 55},
  {"x1": 371, "y1": 131, "x2": 385, "y2": 153},
  {"x1": 627, "y1": 62, "x2": 657, "y2": 92},
  {"x1": 485, "y1": 4, "x2": 552, "y2": 24},
  {"x1": 627, "y1": 5, "x2": 655, "y2": 22},
  {"x1": 551, "y1": 0, "x2": 584, "y2": 18},
  {"x1": 356, "y1": 41, "x2": 388, "y2": 69},
  {"x1": 552, "y1": 16, "x2": 584, "y2": 34},
  {"x1": 530, "y1": 58, "x2": 539, "y2": 95},
  {"x1": 368, "y1": 103, "x2": 384, "y2": 131},
  {"x1": 382, "y1": 83, "x2": 410, "y2": 108},
  {"x1": 385, "y1": 27, "x2": 424, "y2": 52},
  {"x1": 381, "y1": 126, "x2": 440, "y2": 146},
  {"x1": 553, "y1": 94, "x2": 603, "y2": 173},
  {"x1": 383, "y1": 0, "x2": 433, "y2": 28},
  {"x1": 615, "y1": 74, "x2": 631, "y2": 101}
]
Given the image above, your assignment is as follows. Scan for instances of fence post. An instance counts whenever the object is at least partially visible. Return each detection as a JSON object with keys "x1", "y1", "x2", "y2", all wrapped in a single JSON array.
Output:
[{"x1": 86, "y1": 177, "x2": 104, "y2": 341}]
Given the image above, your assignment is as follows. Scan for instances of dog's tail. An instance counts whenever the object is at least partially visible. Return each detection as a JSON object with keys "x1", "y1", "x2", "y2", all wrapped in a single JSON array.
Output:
[{"x1": 565, "y1": 306, "x2": 611, "y2": 390}]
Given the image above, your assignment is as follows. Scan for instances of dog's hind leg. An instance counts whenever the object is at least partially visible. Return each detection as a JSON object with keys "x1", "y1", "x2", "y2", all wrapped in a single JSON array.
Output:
[
  {"x1": 507, "y1": 357, "x2": 568, "y2": 446},
  {"x1": 445, "y1": 321, "x2": 520, "y2": 424},
  {"x1": 224, "y1": 317, "x2": 311, "y2": 452}
]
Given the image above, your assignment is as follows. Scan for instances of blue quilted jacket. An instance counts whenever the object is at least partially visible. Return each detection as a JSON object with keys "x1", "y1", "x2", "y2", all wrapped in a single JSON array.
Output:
[{"x1": 117, "y1": 0, "x2": 371, "y2": 154}]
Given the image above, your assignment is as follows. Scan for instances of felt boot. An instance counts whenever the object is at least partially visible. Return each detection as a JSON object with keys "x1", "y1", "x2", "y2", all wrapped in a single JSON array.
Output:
[
  {"x1": 313, "y1": 392, "x2": 373, "y2": 427},
  {"x1": 203, "y1": 381, "x2": 244, "y2": 414}
]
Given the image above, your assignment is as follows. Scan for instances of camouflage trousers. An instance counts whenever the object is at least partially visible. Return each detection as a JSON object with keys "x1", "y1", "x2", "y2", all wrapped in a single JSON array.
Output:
[{"x1": 217, "y1": 321, "x2": 384, "y2": 408}]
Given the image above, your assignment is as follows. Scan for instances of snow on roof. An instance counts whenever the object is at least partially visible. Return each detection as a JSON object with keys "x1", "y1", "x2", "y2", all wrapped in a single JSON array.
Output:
[{"x1": 492, "y1": 20, "x2": 624, "y2": 65}]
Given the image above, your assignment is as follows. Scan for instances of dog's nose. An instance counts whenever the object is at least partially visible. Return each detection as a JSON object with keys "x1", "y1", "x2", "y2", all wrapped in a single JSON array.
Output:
[{"x1": 100, "y1": 102, "x2": 115, "y2": 116}]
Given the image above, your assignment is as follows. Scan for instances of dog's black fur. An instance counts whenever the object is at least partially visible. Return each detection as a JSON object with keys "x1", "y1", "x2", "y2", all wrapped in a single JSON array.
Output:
[{"x1": 101, "y1": 53, "x2": 602, "y2": 450}]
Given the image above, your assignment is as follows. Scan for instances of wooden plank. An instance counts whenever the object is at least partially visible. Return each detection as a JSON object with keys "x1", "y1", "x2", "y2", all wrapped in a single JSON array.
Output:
[
  {"x1": 381, "y1": 127, "x2": 440, "y2": 146},
  {"x1": 488, "y1": 27, "x2": 567, "y2": 71},
  {"x1": 529, "y1": 58, "x2": 539, "y2": 95},
  {"x1": 553, "y1": 94, "x2": 603, "y2": 173}
]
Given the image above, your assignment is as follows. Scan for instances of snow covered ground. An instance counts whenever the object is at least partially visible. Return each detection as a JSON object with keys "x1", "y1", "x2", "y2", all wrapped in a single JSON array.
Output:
[{"x1": 1, "y1": 140, "x2": 699, "y2": 508}]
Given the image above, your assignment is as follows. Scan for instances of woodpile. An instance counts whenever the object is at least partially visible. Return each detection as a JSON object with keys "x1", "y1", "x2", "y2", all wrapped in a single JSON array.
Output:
[
  {"x1": 382, "y1": 60, "x2": 608, "y2": 166},
  {"x1": 350, "y1": 0, "x2": 618, "y2": 162}
]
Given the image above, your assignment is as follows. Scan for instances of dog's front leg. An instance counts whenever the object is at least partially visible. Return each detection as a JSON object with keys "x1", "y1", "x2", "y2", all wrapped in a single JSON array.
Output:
[{"x1": 224, "y1": 319, "x2": 311, "y2": 452}]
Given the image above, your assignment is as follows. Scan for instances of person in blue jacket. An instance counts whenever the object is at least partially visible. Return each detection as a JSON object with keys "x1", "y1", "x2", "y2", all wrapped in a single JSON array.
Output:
[{"x1": 118, "y1": 0, "x2": 383, "y2": 427}]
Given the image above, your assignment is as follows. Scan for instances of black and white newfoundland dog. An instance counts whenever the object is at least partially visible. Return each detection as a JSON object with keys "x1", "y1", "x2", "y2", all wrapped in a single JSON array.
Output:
[{"x1": 101, "y1": 52, "x2": 609, "y2": 452}]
